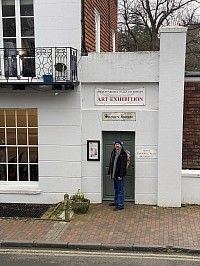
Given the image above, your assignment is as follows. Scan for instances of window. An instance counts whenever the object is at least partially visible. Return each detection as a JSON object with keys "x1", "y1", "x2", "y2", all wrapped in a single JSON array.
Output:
[
  {"x1": 95, "y1": 9, "x2": 100, "y2": 53},
  {"x1": 112, "y1": 30, "x2": 116, "y2": 52},
  {"x1": 1, "y1": 0, "x2": 35, "y2": 77},
  {"x1": 0, "y1": 109, "x2": 38, "y2": 182}
]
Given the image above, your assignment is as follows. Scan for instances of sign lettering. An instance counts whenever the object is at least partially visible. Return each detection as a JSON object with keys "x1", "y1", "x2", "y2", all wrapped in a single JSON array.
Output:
[{"x1": 95, "y1": 88, "x2": 145, "y2": 106}]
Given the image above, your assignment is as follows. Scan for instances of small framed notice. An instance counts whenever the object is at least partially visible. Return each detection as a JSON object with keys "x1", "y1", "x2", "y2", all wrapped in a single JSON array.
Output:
[
  {"x1": 136, "y1": 148, "x2": 157, "y2": 159},
  {"x1": 87, "y1": 140, "x2": 100, "y2": 161}
]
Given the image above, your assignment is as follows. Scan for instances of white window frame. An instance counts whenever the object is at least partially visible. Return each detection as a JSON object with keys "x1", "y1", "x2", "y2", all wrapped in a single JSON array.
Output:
[
  {"x1": 95, "y1": 9, "x2": 100, "y2": 53},
  {"x1": 0, "y1": 0, "x2": 35, "y2": 78},
  {"x1": 1, "y1": 0, "x2": 35, "y2": 48},
  {"x1": 0, "y1": 109, "x2": 38, "y2": 183},
  {"x1": 112, "y1": 30, "x2": 116, "y2": 52}
]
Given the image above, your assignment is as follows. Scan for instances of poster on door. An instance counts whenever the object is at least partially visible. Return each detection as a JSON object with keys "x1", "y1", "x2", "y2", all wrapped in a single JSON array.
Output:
[{"x1": 95, "y1": 88, "x2": 145, "y2": 106}]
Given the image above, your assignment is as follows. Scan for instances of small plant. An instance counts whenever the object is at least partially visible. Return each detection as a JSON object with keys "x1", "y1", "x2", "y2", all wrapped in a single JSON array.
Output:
[
  {"x1": 70, "y1": 189, "x2": 90, "y2": 214},
  {"x1": 70, "y1": 189, "x2": 86, "y2": 202}
]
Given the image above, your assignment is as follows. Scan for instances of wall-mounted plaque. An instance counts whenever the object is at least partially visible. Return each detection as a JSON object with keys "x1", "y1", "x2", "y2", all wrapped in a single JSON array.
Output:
[
  {"x1": 136, "y1": 148, "x2": 157, "y2": 159},
  {"x1": 102, "y1": 112, "x2": 136, "y2": 121}
]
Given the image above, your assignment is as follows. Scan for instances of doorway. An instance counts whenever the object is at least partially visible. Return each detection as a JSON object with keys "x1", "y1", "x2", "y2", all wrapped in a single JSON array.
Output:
[{"x1": 103, "y1": 131, "x2": 135, "y2": 201}]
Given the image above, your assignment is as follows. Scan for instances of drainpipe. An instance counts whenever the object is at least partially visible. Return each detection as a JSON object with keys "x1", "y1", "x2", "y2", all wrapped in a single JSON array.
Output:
[{"x1": 81, "y1": 0, "x2": 88, "y2": 56}]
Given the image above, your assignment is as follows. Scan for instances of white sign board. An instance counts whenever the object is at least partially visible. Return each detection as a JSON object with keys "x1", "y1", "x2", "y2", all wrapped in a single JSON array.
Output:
[
  {"x1": 95, "y1": 88, "x2": 145, "y2": 106},
  {"x1": 102, "y1": 112, "x2": 136, "y2": 121},
  {"x1": 136, "y1": 149, "x2": 157, "y2": 159}
]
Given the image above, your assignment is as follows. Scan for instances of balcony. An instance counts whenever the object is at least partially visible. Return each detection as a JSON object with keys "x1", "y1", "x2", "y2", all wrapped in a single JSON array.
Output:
[{"x1": 0, "y1": 47, "x2": 79, "y2": 89}]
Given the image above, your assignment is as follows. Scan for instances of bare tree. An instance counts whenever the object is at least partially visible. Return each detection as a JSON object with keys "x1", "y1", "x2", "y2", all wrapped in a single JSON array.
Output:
[{"x1": 119, "y1": 0, "x2": 200, "y2": 52}]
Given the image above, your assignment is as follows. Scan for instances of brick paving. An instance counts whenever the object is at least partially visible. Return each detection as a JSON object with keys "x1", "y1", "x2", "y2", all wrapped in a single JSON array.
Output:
[{"x1": 1, "y1": 203, "x2": 200, "y2": 248}]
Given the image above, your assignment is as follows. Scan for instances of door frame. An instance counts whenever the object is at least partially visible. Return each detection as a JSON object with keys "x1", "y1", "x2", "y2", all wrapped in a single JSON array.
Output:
[{"x1": 102, "y1": 131, "x2": 135, "y2": 202}]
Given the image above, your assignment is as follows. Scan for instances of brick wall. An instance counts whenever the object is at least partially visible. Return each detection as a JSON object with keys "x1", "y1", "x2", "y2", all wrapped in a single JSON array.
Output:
[
  {"x1": 84, "y1": 0, "x2": 118, "y2": 52},
  {"x1": 183, "y1": 82, "x2": 200, "y2": 169}
]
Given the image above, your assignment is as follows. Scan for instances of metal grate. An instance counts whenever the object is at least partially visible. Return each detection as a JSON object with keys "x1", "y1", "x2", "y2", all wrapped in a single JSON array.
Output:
[
  {"x1": 0, "y1": 47, "x2": 78, "y2": 83},
  {"x1": 0, "y1": 203, "x2": 51, "y2": 218}
]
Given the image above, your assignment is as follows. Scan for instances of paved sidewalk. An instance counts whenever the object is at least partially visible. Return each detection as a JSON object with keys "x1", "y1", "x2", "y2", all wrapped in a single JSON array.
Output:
[{"x1": 1, "y1": 203, "x2": 200, "y2": 252}]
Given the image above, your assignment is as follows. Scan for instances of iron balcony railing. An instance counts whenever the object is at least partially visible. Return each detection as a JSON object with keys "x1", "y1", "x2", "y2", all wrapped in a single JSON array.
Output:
[{"x1": 0, "y1": 47, "x2": 78, "y2": 84}]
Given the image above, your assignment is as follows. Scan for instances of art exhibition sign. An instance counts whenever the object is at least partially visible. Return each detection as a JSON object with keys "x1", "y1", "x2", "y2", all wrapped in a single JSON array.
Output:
[{"x1": 95, "y1": 88, "x2": 145, "y2": 106}]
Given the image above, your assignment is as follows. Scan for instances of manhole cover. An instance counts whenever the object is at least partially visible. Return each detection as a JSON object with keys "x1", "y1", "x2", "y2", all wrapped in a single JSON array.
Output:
[{"x1": 0, "y1": 203, "x2": 51, "y2": 218}]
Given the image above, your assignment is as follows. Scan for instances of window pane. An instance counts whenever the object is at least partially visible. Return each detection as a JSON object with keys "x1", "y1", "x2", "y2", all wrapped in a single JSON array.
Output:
[
  {"x1": 3, "y1": 18, "x2": 16, "y2": 37},
  {"x1": 2, "y1": 0, "x2": 15, "y2": 17},
  {"x1": 8, "y1": 147, "x2": 17, "y2": 162},
  {"x1": 0, "y1": 129, "x2": 5, "y2": 144},
  {"x1": 6, "y1": 110, "x2": 15, "y2": 127},
  {"x1": 28, "y1": 128, "x2": 37, "y2": 145},
  {"x1": 17, "y1": 128, "x2": 27, "y2": 145},
  {"x1": 4, "y1": 57, "x2": 17, "y2": 77},
  {"x1": 0, "y1": 144, "x2": 6, "y2": 181},
  {"x1": 28, "y1": 109, "x2": 37, "y2": 126},
  {"x1": 20, "y1": 0, "x2": 33, "y2": 16},
  {"x1": 30, "y1": 164, "x2": 38, "y2": 181},
  {"x1": 17, "y1": 110, "x2": 27, "y2": 127},
  {"x1": 21, "y1": 38, "x2": 35, "y2": 51},
  {"x1": 22, "y1": 58, "x2": 35, "y2": 77},
  {"x1": 0, "y1": 165, "x2": 7, "y2": 181},
  {"x1": 8, "y1": 164, "x2": 17, "y2": 181},
  {"x1": 4, "y1": 41, "x2": 17, "y2": 77},
  {"x1": 29, "y1": 147, "x2": 37, "y2": 162},
  {"x1": 0, "y1": 146, "x2": 6, "y2": 163},
  {"x1": 19, "y1": 164, "x2": 28, "y2": 181},
  {"x1": 18, "y1": 147, "x2": 28, "y2": 163},
  {"x1": 4, "y1": 39, "x2": 17, "y2": 57},
  {"x1": 0, "y1": 111, "x2": 5, "y2": 127},
  {"x1": 21, "y1": 18, "x2": 34, "y2": 37},
  {"x1": 4, "y1": 39, "x2": 16, "y2": 51},
  {"x1": 7, "y1": 128, "x2": 16, "y2": 145}
]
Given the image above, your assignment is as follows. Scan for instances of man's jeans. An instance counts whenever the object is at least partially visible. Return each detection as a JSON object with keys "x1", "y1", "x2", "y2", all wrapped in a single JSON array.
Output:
[{"x1": 114, "y1": 177, "x2": 124, "y2": 208}]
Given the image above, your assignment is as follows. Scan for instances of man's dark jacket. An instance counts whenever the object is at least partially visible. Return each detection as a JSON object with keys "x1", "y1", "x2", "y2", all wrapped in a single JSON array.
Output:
[{"x1": 108, "y1": 147, "x2": 127, "y2": 178}]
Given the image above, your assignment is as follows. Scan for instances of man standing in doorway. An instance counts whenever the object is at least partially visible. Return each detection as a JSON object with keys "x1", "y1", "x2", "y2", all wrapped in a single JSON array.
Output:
[{"x1": 108, "y1": 140, "x2": 127, "y2": 211}]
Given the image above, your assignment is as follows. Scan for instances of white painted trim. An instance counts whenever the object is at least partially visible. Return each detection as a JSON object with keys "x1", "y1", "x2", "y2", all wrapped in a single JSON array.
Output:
[
  {"x1": 182, "y1": 169, "x2": 200, "y2": 178},
  {"x1": 15, "y1": 0, "x2": 21, "y2": 48},
  {"x1": 95, "y1": 8, "x2": 100, "y2": 53},
  {"x1": 185, "y1": 77, "x2": 200, "y2": 82},
  {"x1": 112, "y1": 30, "x2": 115, "y2": 52},
  {"x1": 0, "y1": 189, "x2": 41, "y2": 194},
  {"x1": 0, "y1": 181, "x2": 41, "y2": 194}
]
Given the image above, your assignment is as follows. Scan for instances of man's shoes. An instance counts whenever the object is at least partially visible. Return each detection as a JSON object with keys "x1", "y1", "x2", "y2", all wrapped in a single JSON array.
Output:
[
  {"x1": 113, "y1": 207, "x2": 124, "y2": 211},
  {"x1": 109, "y1": 203, "x2": 117, "y2": 206}
]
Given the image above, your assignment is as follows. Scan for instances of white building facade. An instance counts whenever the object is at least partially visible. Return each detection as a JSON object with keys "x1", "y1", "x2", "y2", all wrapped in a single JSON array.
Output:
[
  {"x1": 81, "y1": 27, "x2": 187, "y2": 207},
  {"x1": 0, "y1": 0, "x2": 82, "y2": 203},
  {"x1": 0, "y1": 1, "x2": 196, "y2": 207}
]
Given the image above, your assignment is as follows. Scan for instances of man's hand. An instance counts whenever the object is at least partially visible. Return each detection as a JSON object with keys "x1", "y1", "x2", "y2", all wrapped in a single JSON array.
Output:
[{"x1": 118, "y1": 176, "x2": 122, "y2": 180}]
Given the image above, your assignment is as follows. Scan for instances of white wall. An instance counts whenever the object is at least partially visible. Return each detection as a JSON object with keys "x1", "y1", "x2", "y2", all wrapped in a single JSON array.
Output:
[
  {"x1": 80, "y1": 51, "x2": 160, "y2": 204},
  {"x1": 81, "y1": 52, "x2": 159, "y2": 83},
  {"x1": 182, "y1": 170, "x2": 200, "y2": 204},
  {"x1": 80, "y1": 27, "x2": 187, "y2": 206},
  {"x1": 0, "y1": 0, "x2": 83, "y2": 203},
  {"x1": 157, "y1": 27, "x2": 187, "y2": 207},
  {"x1": 0, "y1": 27, "x2": 189, "y2": 206},
  {"x1": 0, "y1": 88, "x2": 81, "y2": 203},
  {"x1": 0, "y1": 0, "x2": 82, "y2": 50},
  {"x1": 34, "y1": 0, "x2": 81, "y2": 49}
]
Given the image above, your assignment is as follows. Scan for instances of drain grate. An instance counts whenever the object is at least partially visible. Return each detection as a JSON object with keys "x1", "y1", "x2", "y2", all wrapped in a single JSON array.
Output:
[{"x1": 0, "y1": 203, "x2": 51, "y2": 218}]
